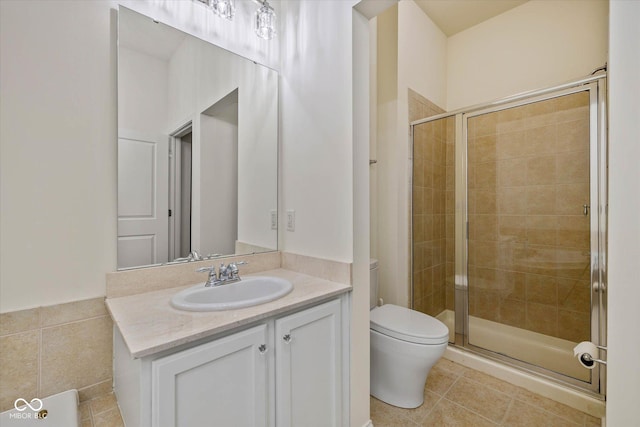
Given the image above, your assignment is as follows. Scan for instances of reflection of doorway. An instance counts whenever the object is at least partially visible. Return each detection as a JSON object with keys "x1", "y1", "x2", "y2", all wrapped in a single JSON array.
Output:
[
  {"x1": 167, "y1": 89, "x2": 239, "y2": 261},
  {"x1": 169, "y1": 123, "x2": 193, "y2": 261},
  {"x1": 199, "y1": 89, "x2": 239, "y2": 256}
]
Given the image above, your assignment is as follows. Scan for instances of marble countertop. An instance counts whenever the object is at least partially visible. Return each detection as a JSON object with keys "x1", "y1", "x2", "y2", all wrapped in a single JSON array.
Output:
[{"x1": 106, "y1": 268, "x2": 351, "y2": 358}]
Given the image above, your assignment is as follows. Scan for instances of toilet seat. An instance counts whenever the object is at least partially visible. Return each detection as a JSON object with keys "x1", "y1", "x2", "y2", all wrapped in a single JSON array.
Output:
[{"x1": 370, "y1": 304, "x2": 449, "y2": 345}]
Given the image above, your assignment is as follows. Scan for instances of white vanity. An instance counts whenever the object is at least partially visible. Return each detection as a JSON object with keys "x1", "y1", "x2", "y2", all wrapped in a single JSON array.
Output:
[{"x1": 107, "y1": 268, "x2": 351, "y2": 427}]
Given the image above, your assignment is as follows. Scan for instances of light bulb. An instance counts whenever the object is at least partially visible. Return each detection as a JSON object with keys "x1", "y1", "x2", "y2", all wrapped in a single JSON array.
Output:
[
  {"x1": 211, "y1": 0, "x2": 235, "y2": 21},
  {"x1": 255, "y1": 0, "x2": 276, "y2": 40}
]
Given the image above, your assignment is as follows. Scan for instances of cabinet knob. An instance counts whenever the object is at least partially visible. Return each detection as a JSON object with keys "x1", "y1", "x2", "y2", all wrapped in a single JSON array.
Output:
[
  {"x1": 258, "y1": 344, "x2": 268, "y2": 354},
  {"x1": 283, "y1": 334, "x2": 292, "y2": 343}
]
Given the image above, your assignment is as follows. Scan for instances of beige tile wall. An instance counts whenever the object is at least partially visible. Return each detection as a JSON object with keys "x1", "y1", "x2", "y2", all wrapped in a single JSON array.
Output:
[
  {"x1": 468, "y1": 91, "x2": 591, "y2": 342},
  {"x1": 0, "y1": 298, "x2": 113, "y2": 412},
  {"x1": 410, "y1": 90, "x2": 455, "y2": 322}
]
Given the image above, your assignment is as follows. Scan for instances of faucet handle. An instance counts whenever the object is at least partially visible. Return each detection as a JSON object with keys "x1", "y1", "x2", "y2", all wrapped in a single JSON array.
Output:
[
  {"x1": 228, "y1": 261, "x2": 248, "y2": 279},
  {"x1": 196, "y1": 266, "x2": 217, "y2": 286}
]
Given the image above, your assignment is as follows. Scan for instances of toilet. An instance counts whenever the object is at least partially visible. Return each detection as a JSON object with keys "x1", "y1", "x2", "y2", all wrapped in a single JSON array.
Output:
[{"x1": 369, "y1": 258, "x2": 449, "y2": 408}]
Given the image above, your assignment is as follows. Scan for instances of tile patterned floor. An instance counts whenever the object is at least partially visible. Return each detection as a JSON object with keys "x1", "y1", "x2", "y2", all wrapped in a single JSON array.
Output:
[
  {"x1": 76, "y1": 359, "x2": 601, "y2": 427},
  {"x1": 79, "y1": 393, "x2": 124, "y2": 427},
  {"x1": 371, "y1": 359, "x2": 602, "y2": 427}
]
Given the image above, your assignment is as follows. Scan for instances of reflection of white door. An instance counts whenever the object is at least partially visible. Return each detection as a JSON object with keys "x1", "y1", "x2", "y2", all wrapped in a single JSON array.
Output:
[{"x1": 117, "y1": 130, "x2": 168, "y2": 268}]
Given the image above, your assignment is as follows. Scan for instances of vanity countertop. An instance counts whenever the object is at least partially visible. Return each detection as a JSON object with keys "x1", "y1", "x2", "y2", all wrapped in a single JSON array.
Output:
[{"x1": 106, "y1": 268, "x2": 351, "y2": 358}]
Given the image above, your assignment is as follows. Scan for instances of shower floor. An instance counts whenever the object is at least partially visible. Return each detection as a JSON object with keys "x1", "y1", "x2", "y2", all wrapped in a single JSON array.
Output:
[{"x1": 370, "y1": 359, "x2": 601, "y2": 426}]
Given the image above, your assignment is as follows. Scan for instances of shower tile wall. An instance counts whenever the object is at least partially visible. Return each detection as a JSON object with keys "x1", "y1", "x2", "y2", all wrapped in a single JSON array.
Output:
[
  {"x1": 467, "y1": 92, "x2": 591, "y2": 343},
  {"x1": 410, "y1": 90, "x2": 455, "y2": 319}
]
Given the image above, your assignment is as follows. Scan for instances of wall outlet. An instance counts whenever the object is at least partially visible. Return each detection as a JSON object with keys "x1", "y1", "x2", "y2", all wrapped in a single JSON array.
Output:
[
  {"x1": 270, "y1": 210, "x2": 277, "y2": 230},
  {"x1": 286, "y1": 210, "x2": 295, "y2": 231}
]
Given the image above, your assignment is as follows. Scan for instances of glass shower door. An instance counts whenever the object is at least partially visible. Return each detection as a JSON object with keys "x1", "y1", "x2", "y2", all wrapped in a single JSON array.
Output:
[
  {"x1": 465, "y1": 89, "x2": 596, "y2": 383},
  {"x1": 411, "y1": 115, "x2": 456, "y2": 343}
]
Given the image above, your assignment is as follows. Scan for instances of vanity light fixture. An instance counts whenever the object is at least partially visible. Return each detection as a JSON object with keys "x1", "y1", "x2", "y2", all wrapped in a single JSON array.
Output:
[
  {"x1": 210, "y1": 0, "x2": 235, "y2": 21},
  {"x1": 193, "y1": 0, "x2": 275, "y2": 40},
  {"x1": 255, "y1": 0, "x2": 277, "y2": 40}
]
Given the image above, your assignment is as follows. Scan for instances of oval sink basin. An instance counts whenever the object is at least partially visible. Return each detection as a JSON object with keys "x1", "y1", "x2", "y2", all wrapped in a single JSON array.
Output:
[{"x1": 170, "y1": 276, "x2": 293, "y2": 312}]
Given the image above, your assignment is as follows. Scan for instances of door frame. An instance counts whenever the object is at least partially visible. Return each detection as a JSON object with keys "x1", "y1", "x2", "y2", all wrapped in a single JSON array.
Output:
[{"x1": 168, "y1": 122, "x2": 193, "y2": 262}]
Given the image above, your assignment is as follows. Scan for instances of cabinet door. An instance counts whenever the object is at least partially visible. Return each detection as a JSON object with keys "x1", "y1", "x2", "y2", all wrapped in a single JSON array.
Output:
[
  {"x1": 152, "y1": 324, "x2": 269, "y2": 427},
  {"x1": 275, "y1": 299, "x2": 342, "y2": 427}
]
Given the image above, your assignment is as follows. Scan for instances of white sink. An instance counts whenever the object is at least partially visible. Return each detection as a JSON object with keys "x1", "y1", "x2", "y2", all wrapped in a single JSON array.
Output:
[{"x1": 170, "y1": 276, "x2": 293, "y2": 312}]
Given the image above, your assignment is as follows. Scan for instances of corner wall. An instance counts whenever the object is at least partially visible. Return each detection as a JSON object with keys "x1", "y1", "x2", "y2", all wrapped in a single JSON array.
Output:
[
  {"x1": 446, "y1": 0, "x2": 608, "y2": 110},
  {"x1": 375, "y1": 2, "x2": 448, "y2": 307}
]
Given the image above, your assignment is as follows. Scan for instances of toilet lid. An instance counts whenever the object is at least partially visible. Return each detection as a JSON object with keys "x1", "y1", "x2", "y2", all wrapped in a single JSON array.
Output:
[{"x1": 370, "y1": 304, "x2": 449, "y2": 345}]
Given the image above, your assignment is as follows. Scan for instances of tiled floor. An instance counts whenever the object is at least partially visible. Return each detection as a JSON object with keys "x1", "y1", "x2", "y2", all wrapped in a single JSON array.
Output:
[
  {"x1": 78, "y1": 393, "x2": 124, "y2": 427},
  {"x1": 76, "y1": 360, "x2": 601, "y2": 427},
  {"x1": 371, "y1": 359, "x2": 602, "y2": 427}
]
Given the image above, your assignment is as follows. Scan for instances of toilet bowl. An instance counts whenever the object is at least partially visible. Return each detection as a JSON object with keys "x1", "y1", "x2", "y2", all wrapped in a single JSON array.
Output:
[{"x1": 369, "y1": 259, "x2": 449, "y2": 408}]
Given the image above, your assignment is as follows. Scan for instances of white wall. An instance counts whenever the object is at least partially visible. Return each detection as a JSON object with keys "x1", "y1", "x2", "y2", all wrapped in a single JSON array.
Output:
[
  {"x1": 0, "y1": 0, "x2": 117, "y2": 311},
  {"x1": 234, "y1": 65, "x2": 279, "y2": 251},
  {"x1": 375, "y1": 2, "x2": 447, "y2": 307},
  {"x1": 447, "y1": 0, "x2": 609, "y2": 110},
  {"x1": 398, "y1": 1, "x2": 447, "y2": 110},
  {"x1": 605, "y1": 1, "x2": 640, "y2": 423},
  {"x1": 118, "y1": 47, "x2": 168, "y2": 135},
  {"x1": 375, "y1": 5, "x2": 399, "y2": 307},
  {"x1": 167, "y1": 37, "x2": 197, "y2": 133},
  {"x1": 352, "y1": 8, "x2": 373, "y2": 427},
  {"x1": 279, "y1": 2, "x2": 379, "y2": 425},
  {"x1": 199, "y1": 107, "x2": 238, "y2": 255},
  {"x1": 279, "y1": 0, "x2": 357, "y2": 262},
  {"x1": 369, "y1": 18, "x2": 379, "y2": 263}
]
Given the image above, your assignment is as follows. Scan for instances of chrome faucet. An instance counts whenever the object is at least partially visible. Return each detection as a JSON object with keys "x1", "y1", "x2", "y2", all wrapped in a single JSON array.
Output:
[
  {"x1": 174, "y1": 250, "x2": 203, "y2": 262},
  {"x1": 197, "y1": 261, "x2": 248, "y2": 287}
]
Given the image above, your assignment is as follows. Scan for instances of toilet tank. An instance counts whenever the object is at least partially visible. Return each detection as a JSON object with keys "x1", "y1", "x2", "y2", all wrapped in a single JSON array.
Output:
[{"x1": 370, "y1": 258, "x2": 379, "y2": 310}]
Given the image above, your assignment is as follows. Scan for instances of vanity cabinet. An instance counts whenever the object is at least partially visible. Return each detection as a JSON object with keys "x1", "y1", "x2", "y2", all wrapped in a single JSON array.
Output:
[
  {"x1": 152, "y1": 324, "x2": 269, "y2": 427},
  {"x1": 114, "y1": 296, "x2": 349, "y2": 427},
  {"x1": 275, "y1": 299, "x2": 342, "y2": 427}
]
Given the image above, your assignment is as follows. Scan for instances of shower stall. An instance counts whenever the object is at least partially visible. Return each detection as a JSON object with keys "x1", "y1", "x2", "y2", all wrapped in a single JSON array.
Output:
[{"x1": 410, "y1": 74, "x2": 607, "y2": 396}]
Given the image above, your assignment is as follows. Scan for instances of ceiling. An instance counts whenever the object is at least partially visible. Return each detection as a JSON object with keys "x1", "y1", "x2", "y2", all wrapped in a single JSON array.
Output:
[{"x1": 414, "y1": 0, "x2": 529, "y2": 36}]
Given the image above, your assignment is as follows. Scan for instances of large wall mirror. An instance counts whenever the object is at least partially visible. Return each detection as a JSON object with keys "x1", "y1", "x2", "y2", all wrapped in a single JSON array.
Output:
[{"x1": 117, "y1": 6, "x2": 278, "y2": 270}]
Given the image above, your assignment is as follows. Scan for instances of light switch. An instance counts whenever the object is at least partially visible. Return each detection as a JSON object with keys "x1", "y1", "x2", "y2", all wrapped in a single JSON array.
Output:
[
  {"x1": 270, "y1": 210, "x2": 277, "y2": 230},
  {"x1": 286, "y1": 210, "x2": 295, "y2": 231}
]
